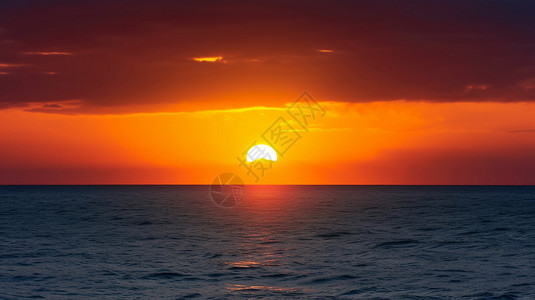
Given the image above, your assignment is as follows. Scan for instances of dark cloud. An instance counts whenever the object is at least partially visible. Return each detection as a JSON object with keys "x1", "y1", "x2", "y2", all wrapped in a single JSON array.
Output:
[
  {"x1": 42, "y1": 104, "x2": 62, "y2": 108},
  {"x1": 1, "y1": 0, "x2": 535, "y2": 113}
]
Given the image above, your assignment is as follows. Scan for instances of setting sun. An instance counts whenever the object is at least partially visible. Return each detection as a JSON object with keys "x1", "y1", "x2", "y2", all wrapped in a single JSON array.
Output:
[{"x1": 246, "y1": 144, "x2": 278, "y2": 163}]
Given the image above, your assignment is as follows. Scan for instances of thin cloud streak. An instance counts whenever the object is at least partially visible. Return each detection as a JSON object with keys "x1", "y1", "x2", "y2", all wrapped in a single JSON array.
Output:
[
  {"x1": 192, "y1": 56, "x2": 223, "y2": 62},
  {"x1": 23, "y1": 51, "x2": 73, "y2": 55},
  {"x1": 0, "y1": 63, "x2": 25, "y2": 67}
]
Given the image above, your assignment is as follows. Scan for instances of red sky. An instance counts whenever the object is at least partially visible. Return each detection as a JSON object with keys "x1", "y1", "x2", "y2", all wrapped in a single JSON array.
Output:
[{"x1": 1, "y1": 0, "x2": 534, "y2": 184}]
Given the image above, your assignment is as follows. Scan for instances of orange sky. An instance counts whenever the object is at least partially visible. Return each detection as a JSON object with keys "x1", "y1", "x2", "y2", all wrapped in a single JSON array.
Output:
[
  {"x1": 1, "y1": 1, "x2": 535, "y2": 184},
  {"x1": 1, "y1": 99, "x2": 534, "y2": 184}
]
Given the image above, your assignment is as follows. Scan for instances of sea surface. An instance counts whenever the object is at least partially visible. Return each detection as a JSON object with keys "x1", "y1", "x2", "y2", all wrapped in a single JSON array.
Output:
[{"x1": 0, "y1": 185, "x2": 534, "y2": 299}]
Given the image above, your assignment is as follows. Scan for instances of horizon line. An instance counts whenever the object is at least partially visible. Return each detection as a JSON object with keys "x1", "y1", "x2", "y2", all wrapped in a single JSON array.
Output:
[{"x1": 1, "y1": 184, "x2": 534, "y2": 187}]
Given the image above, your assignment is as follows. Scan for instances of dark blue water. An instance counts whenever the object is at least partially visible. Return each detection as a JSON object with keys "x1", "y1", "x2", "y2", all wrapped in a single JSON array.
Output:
[{"x1": 1, "y1": 186, "x2": 534, "y2": 299}]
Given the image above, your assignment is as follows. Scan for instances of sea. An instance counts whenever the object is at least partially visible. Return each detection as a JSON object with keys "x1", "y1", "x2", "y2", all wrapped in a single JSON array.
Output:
[{"x1": 0, "y1": 185, "x2": 534, "y2": 299}]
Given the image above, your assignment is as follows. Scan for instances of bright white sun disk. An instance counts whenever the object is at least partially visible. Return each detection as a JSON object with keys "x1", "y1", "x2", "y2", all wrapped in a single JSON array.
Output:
[{"x1": 246, "y1": 144, "x2": 277, "y2": 162}]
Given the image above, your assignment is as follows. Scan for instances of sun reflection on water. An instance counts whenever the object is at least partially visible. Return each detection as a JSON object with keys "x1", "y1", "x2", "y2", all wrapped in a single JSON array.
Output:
[{"x1": 217, "y1": 186, "x2": 311, "y2": 295}]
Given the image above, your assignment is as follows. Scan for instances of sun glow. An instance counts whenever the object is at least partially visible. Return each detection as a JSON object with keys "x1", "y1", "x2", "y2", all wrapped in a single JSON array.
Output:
[{"x1": 2, "y1": 101, "x2": 534, "y2": 184}]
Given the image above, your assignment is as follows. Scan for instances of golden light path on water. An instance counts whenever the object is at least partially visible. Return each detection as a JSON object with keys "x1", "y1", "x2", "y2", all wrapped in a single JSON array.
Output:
[{"x1": 219, "y1": 185, "x2": 312, "y2": 295}]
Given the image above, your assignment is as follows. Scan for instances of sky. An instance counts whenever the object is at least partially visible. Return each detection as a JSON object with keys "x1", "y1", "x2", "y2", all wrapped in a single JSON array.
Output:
[{"x1": 1, "y1": 0, "x2": 534, "y2": 184}]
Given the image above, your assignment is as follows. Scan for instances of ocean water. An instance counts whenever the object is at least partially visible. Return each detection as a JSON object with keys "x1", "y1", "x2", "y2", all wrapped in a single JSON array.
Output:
[{"x1": 0, "y1": 185, "x2": 534, "y2": 299}]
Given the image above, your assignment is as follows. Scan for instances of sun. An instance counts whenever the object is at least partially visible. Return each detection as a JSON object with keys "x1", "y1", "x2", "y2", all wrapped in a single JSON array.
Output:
[{"x1": 246, "y1": 144, "x2": 277, "y2": 162}]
